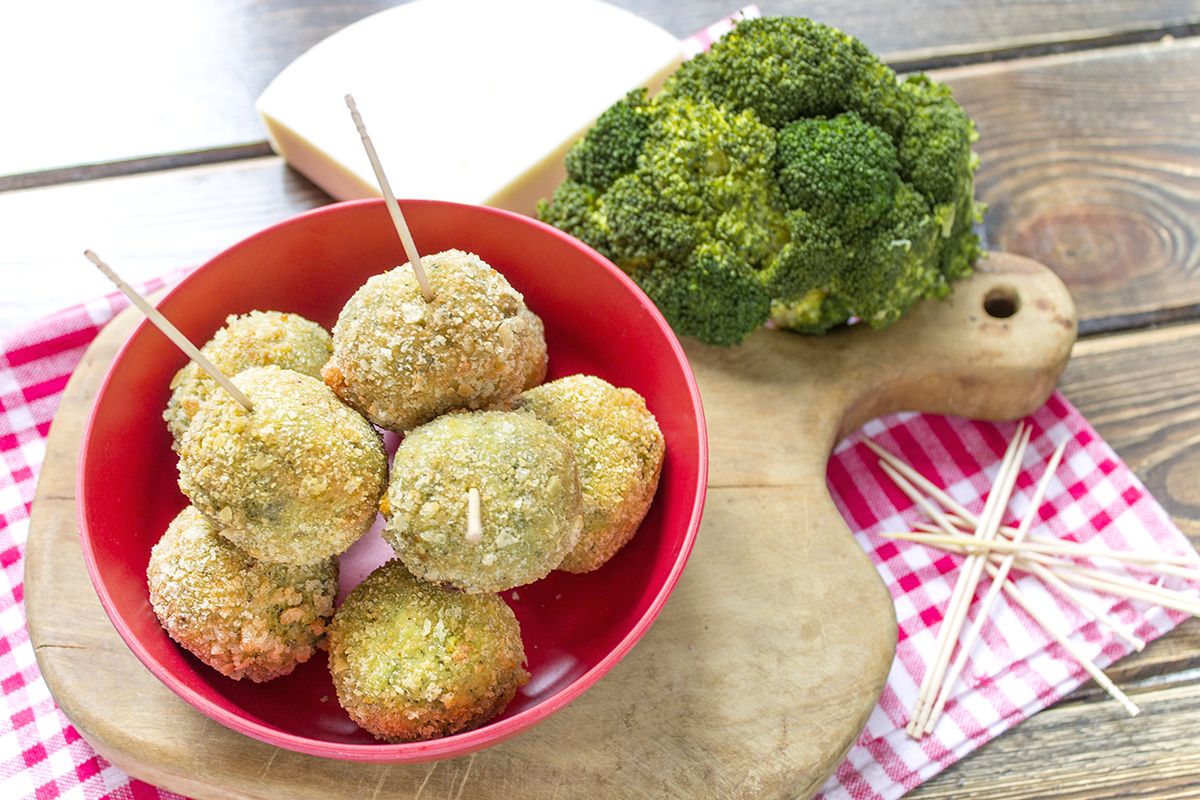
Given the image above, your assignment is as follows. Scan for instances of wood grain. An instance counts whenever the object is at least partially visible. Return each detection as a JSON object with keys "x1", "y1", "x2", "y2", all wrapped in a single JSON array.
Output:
[
  {"x1": 3, "y1": 0, "x2": 1198, "y2": 184},
  {"x1": 26, "y1": 256, "x2": 1075, "y2": 800},
  {"x1": 0, "y1": 158, "x2": 328, "y2": 332},
  {"x1": 912, "y1": 681, "x2": 1200, "y2": 799},
  {"x1": 944, "y1": 38, "x2": 1200, "y2": 335},
  {"x1": 6, "y1": 36, "x2": 1200, "y2": 339},
  {"x1": 1063, "y1": 321, "x2": 1200, "y2": 541},
  {"x1": 745, "y1": 0, "x2": 1200, "y2": 68}
]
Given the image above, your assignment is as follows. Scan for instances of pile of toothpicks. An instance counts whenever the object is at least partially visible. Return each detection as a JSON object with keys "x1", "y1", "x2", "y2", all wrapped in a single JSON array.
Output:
[{"x1": 865, "y1": 423, "x2": 1200, "y2": 738}]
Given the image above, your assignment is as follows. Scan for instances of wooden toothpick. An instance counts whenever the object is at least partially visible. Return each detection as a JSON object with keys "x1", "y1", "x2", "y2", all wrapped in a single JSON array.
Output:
[
  {"x1": 866, "y1": 439, "x2": 1200, "y2": 575},
  {"x1": 466, "y1": 488, "x2": 483, "y2": 544},
  {"x1": 914, "y1": 529, "x2": 1200, "y2": 618},
  {"x1": 84, "y1": 250, "x2": 254, "y2": 412},
  {"x1": 345, "y1": 93, "x2": 433, "y2": 302},
  {"x1": 929, "y1": 517, "x2": 1200, "y2": 582},
  {"x1": 981, "y1": 558, "x2": 1140, "y2": 718},
  {"x1": 908, "y1": 521, "x2": 1148, "y2": 650},
  {"x1": 883, "y1": 530, "x2": 1199, "y2": 569},
  {"x1": 923, "y1": 438, "x2": 1070, "y2": 734}
]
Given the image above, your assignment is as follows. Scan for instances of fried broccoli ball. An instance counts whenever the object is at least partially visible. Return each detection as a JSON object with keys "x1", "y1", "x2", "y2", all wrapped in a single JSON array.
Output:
[
  {"x1": 147, "y1": 506, "x2": 338, "y2": 682},
  {"x1": 514, "y1": 375, "x2": 665, "y2": 573},
  {"x1": 384, "y1": 411, "x2": 583, "y2": 593},
  {"x1": 178, "y1": 365, "x2": 387, "y2": 565},
  {"x1": 322, "y1": 250, "x2": 547, "y2": 432},
  {"x1": 328, "y1": 560, "x2": 528, "y2": 742},
  {"x1": 163, "y1": 311, "x2": 331, "y2": 448}
]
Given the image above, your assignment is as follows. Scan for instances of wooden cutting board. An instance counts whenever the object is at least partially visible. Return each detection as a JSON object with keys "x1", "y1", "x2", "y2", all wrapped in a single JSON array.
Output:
[{"x1": 26, "y1": 253, "x2": 1075, "y2": 800}]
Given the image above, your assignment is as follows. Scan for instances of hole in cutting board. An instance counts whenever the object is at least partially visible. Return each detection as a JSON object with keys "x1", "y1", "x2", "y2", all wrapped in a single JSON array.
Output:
[{"x1": 983, "y1": 286, "x2": 1020, "y2": 319}]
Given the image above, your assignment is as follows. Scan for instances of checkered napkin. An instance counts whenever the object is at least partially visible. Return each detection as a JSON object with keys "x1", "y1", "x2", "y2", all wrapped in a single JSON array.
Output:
[
  {"x1": 816, "y1": 401, "x2": 1193, "y2": 799},
  {"x1": 0, "y1": 274, "x2": 189, "y2": 800}
]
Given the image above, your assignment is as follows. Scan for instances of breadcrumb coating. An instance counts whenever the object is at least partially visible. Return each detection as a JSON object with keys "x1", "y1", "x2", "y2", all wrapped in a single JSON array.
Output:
[
  {"x1": 177, "y1": 365, "x2": 387, "y2": 565},
  {"x1": 384, "y1": 411, "x2": 582, "y2": 593},
  {"x1": 322, "y1": 250, "x2": 547, "y2": 432},
  {"x1": 515, "y1": 375, "x2": 665, "y2": 572},
  {"x1": 163, "y1": 311, "x2": 331, "y2": 448},
  {"x1": 147, "y1": 506, "x2": 338, "y2": 682},
  {"x1": 327, "y1": 561, "x2": 528, "y2": 742}
]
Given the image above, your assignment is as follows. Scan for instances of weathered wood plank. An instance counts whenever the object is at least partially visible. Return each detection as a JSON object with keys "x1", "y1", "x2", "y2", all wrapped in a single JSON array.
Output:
[
  {"x1": 911, "y1": 680, "x2": 1200, "y2": 799},
  {"x1": 0, "y1": 158, "x2": 328, "y2": 332},
  {"x1": 5, "y1": 37, "x2": 1200, "y2": 336},
  {"x1": 1062, "y1": 321, "x2": 1200, "y2": 541},
  {"x1": 944, "y1": 39, "x2": 1200, "y2": 335},
  {"x1": 3, "y1": 0, "x2": 1198, "y2": 183},
  {"x1": 1083, "y1": 620, "x2": 1200, "y2": 690}
]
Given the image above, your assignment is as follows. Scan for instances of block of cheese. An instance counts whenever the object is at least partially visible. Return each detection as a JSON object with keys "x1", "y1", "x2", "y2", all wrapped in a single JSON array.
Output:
[{"x1": 257, "y1": 0, "x2": 683, "y2": 216}]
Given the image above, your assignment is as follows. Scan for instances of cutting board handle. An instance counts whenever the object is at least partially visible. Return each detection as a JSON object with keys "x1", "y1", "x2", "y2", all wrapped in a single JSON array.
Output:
[
  {"x1": 685, "y1": 252, "x2": 1076, "y2": 488},
  {"x1": 686, "y1": 251, "x2": 1080, "y2": 494},
  {"x1": 835, "y1": 252, "x2": 1077, "y2": 438}
]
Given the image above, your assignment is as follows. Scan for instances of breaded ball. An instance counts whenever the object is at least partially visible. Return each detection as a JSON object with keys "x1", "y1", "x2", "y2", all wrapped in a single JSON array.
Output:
[
  {"x1": 515, "y1": 375, "x2": 665, "y2": 573},
  {"x1": 384, "y1": 411, "x2": 582, "y2": 593},
  {"x1": 164, "y1": 310, "x2": 331, "y2": 447},
  {"x1": 147, "y1": 506, "x2": 338, "y2": 682},
  {"x1": 178, "y1": 365, "x2": 387, "y2": 565},
  {"x1": 322, "y1": 249, "x2": 547, "y2": 432},
  {"x1": 328, "y1": 560, "x2": 528, "y2": 742}
]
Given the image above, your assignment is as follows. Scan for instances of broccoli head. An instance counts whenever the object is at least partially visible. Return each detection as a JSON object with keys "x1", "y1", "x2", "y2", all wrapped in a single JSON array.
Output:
[{"x1": 538, "y1": 16, "x2": 985, "y2": 345}]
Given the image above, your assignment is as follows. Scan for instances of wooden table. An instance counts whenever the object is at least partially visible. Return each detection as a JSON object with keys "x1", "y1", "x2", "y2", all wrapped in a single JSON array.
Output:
[{"x1": 5, "y1": 1, "x2": 1200, "y2": 796}]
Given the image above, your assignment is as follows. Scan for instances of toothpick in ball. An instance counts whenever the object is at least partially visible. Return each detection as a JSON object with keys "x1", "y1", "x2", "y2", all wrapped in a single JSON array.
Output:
[{"x1": 345, "y1": 93, "x2": 434, "y2": 302}]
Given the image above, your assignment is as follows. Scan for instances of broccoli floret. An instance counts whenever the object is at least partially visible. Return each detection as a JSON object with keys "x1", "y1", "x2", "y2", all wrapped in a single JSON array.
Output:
[
  {"x1": 636, "y1": 243, "x2": 771, "y2": 347},
  {"x1": 564, "y1": 89, "x2": 652, "y2": 190},
  {"x1": 770, "y1": 290, "x2": 854, "y2": 335},
  {"x1": 776, "y1": 112, "x2": 900, "y2": 231},
  {"x1": 638, "y1": 96, "x2": 777, "y2": 215},
  {"x1": 759, "y1": 208, "x2": 843, "y2": 302},
  {"x1": 664, "y1": 17, "x2": 906, "y2": 134},
  {"x1": 898, "y1": 76, "x2": 978, "y2": 205},
  {"x1": 938, "y1": 183, "x2": 986, "y2": 286},
  {"x1": 846, "y1": 183, "x2": 945, "y2": 326},
  {"x1": 538, "y1": 15, "x2": 984, "y2": 346},
  {"x1": 537, "y1": 180, "x2": 613, "y2": 259},
  {"x1": 603, "y1": 173, "x2": 701, "y2": 268},
  {"x1": 764, "y1": 185, "x2": 937, "y2": 333},
  {"x1": 601, "y1": 97, "x2": 787, "y2": 279}
]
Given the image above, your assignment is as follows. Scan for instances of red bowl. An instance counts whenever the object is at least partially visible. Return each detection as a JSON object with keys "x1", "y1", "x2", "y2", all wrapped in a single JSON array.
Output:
[{"x1": 77, "y1": 199, "x2": 707, "y2": 762}]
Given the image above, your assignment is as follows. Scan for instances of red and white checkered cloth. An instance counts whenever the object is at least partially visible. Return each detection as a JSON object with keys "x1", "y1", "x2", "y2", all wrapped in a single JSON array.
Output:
[
  {"x1": 0, "y1": 272, "x2": 189, "y2": 800},
  {"x1": 817, "y1": 405, "x2": 1192, "y2": 799}
]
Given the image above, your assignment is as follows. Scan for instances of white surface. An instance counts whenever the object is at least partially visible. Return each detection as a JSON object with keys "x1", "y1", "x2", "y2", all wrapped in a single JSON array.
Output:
[
  {"x1": 0, "y1": 0, "x2": 683, "y2": 337},
  {"x1": 256, "y1": 0, "x2": 683, "y2": 214}
]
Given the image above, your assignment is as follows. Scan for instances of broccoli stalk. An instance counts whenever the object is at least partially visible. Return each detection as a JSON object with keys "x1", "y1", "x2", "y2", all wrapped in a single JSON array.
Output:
[{"x1": 539, "y1": 16, "x2": 984, "y2": 345}]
